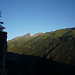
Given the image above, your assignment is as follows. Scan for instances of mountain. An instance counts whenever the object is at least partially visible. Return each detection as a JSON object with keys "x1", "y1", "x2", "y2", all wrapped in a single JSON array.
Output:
[
  {"x1": 8, "y1": 32, "x2": 43, "y2": 41},
  {"x1": 7, "y1": 27, "x2": 75, "y2": 66},
  {"x1": 7, "y1": 32, "x2": 43, "y2": 49}
]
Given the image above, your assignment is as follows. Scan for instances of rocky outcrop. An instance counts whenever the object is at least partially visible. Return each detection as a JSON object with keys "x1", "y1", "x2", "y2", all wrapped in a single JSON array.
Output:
[
  {"x1": 21, "y1": 33, "x2": 31, "y2": 38},
  {"x1": 31, "y1": 32, "x2": 43, "y2": 37},
  {"x1": 0, "y1": 31, "x2": 7, "y2": 75},
  {"x1": 10, "y1": 32, "x2": 43, "y2": 41}
]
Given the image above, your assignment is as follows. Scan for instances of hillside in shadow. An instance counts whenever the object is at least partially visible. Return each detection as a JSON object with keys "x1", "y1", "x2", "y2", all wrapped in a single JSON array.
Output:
[{"x1": 6, "y1": 52, "x2": 75, "y2": 75}]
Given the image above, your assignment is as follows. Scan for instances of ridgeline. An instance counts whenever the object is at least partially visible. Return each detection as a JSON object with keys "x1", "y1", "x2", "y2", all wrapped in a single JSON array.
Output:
[{"x1": 7, "y1": 27, "x2": 75, "y2": 66}]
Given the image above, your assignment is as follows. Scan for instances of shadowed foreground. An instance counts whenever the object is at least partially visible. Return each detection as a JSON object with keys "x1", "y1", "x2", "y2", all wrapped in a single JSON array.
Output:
[{"x1": 6, "y1": 52, "x2": 75, "y2": 75}]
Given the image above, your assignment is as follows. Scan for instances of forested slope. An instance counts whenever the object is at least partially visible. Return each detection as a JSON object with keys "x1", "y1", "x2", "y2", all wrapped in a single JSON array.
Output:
[{"x1": 7, "y1": 27, "x2": 75, "y2": 66}]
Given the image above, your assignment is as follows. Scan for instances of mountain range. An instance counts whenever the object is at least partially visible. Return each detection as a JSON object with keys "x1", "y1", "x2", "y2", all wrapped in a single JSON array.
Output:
[
  {"x1": 7, "y1": 27, "x2": 75, "y2": 66},
  {"x1": 6, "y1": 27, "x2": 75, "y2": 75}
]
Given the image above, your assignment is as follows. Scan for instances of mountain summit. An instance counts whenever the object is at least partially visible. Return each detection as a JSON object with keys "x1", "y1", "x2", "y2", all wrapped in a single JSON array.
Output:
[
  {"x1": 9, "y1": 32, "x2": 43, "y2": 41},
  {"x1": 31, "y1": 32, "x2": 43, "y2": 37},
  {"x1": 20, "y1": 33, "x2": 31, "y2": 38}
]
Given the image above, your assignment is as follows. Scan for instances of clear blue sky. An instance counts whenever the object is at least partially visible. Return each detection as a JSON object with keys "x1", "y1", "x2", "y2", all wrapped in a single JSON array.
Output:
[{"x1": 0, "y1": 0, "x2": 75, "y2": 40}]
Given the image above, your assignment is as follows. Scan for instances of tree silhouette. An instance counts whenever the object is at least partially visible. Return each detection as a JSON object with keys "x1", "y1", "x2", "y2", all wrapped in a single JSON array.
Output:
[
  {"x1": 0, "y1": 10, "x2": 5, "y2": 32},
  {"x1": 0, "y1": 25, "x2": 5, "y2": 32}
]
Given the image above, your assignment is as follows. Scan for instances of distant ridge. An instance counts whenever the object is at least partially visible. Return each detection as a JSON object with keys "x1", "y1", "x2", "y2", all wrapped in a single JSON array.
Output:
[{"x1": 9, "y1": 32, "x2": 43, "y2": 41}]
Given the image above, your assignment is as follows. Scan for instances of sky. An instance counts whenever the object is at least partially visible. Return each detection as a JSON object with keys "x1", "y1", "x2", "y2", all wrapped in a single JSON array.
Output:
[{"x1": 0, "y1": 0, "x2": 75, "y2": 40}]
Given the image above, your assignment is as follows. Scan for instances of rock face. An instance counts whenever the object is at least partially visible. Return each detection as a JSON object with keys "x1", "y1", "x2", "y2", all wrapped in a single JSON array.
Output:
[
  {"x1": 22, "y1": 33, "x2": 31, "y2": 38},
  {"x1": 0, "y1": 31, "x2": 7, "y2": 75},
  {"x1": 10, "y1": 32, "x2": 43, "y2": 41},
  {"x1": 31, "y1": 32, "x2": 43, "y2": 37}
]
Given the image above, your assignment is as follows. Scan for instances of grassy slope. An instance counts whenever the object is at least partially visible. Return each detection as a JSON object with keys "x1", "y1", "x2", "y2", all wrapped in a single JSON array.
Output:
[
  {"x1": 7, "y1": 36, "x2": 35, "y2": 50},
  {"x1": 7, "y1": 27, "x2": 75, "y2": 66}
]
